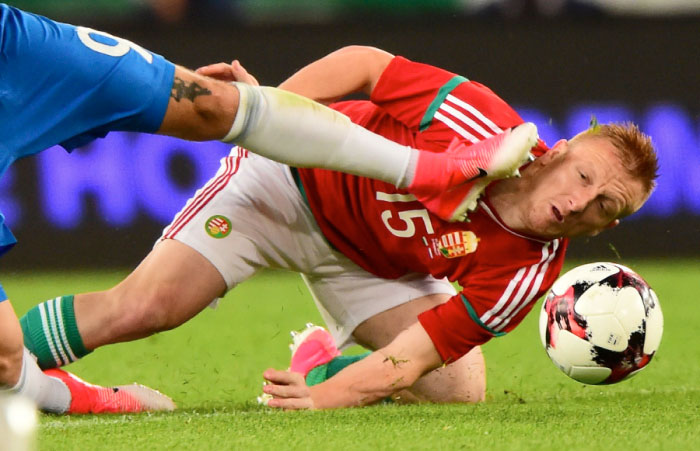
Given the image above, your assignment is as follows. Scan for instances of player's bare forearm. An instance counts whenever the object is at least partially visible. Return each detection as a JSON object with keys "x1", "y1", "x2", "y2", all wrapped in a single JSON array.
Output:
[
  {"x1": 263, "y1": 322, "x2": 442, "y2": 409},
  {"x1": 313, "y1": 351, "x2": 424, "y2": 408},
  {"x1": 262, "y1": 352, "x2": 418, "y2": 409},
  {"x1": 277, "y1": 46, "x2": 394, "y2": 105}
]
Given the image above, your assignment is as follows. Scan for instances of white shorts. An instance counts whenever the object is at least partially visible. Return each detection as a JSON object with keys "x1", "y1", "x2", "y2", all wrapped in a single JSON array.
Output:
[{"x1": 159, "y1": 148, "x2": 456, "y2": 348}]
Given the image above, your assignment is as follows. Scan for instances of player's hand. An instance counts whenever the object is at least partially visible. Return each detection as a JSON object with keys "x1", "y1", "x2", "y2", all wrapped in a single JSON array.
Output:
[
  {"x1": 260, "y1": 368, "x2": 315, "y2": 410},
  {"x1": 196, "y1": 60, "x2": 260, "y2": 86}
]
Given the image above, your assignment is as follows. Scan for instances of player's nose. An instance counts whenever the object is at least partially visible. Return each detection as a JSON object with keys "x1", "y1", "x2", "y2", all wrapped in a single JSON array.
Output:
[{"x1": 565, "y1": 188, "x2": 595, "y2": 215}]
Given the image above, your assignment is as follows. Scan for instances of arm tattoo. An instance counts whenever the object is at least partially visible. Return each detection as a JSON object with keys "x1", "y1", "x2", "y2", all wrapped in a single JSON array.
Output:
[{"x1": 171, "y1": 76, "x2": 212, "y2": 102}]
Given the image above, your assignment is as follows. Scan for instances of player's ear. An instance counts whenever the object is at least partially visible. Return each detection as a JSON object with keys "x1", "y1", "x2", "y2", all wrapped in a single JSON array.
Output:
[{"x1": 539, "y1": 139, "x2": 568, "y2": 165}]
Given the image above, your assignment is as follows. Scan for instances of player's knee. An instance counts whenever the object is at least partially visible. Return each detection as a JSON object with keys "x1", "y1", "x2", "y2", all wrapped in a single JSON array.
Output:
[
  {"x1": 427, "y1": 369, "x2": 485, "y2": 404},
  {"x1": 451, "y1": 367, "x2": 486, "y2": 404},
  {"x1": 451, "y1": 346, "x2": 487, "y2": 404},
  {"x1": 0, "y1": 341, "x2": 24, "y2": 388}
]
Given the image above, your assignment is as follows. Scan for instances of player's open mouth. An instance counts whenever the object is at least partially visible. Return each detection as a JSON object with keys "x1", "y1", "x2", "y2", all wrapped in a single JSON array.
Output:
[{"x1": 552, "y1": 206, "x2": 563, "y2": 223}]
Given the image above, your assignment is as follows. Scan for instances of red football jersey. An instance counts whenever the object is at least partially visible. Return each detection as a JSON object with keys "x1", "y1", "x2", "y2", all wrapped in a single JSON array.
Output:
[{"x1": 297, "y1": 56, "x2": 568, "y2": 363}]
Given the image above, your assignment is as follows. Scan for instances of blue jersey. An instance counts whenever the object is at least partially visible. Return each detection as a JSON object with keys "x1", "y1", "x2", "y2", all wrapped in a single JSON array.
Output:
[{"x1": 0, "y1": 4, "x2": 175, "y2": 299}]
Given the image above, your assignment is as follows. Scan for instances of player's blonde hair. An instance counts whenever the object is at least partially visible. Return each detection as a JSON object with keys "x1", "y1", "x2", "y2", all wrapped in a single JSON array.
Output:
[{"x1": 574, "y1": 122, "x2": 658, "y2": 213}]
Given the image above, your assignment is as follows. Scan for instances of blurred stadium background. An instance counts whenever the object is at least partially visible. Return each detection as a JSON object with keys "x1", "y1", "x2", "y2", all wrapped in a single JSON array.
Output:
[{"x1": 1, "y1": 0, "x2": 699, "y2": 270}]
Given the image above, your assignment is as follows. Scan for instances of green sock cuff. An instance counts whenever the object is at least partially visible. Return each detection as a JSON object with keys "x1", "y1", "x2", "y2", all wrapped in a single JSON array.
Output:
[
  {"x1": 58, "y1": 295, "x2": 89, "y2": 356},
  {"x1": 304, "y1": 351, "x2": 372, "y2": 386},
  {"x1": 20, "y1": 295, "x2": 90, "y2": 369},
  {"x1": 20, "y1": 305, "x2": 51, "y2": 368},
  {"x1": 326, "y1": 352, "x2": 371, "y2": 379},
  {"x1": 305, "y1": 364, "x2": 329, "y2": 387}
]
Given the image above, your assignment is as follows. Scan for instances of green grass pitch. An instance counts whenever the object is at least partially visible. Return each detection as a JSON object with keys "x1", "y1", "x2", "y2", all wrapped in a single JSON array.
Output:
[{"x1": 5, "y1": 260, "x2": 700, "y2": 450}]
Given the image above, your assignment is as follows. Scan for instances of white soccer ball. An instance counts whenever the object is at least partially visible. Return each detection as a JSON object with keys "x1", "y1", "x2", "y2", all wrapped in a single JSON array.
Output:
[
  {"x1": 0, "y1": 394, "x2": 38, "y2": 451},
  {"x1": 539, "y1": 262, "x2": 663, "y2": 385}
]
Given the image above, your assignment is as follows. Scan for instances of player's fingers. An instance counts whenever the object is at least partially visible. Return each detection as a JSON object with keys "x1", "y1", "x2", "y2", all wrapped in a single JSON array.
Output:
[
  {"x1": 262, "y1": 368, "x2": 305, "y2": 385},
  {"x1": 195, "y1": 62, "x2": 236, "y2": 81},
  {"x1": 262, "y1": 381, "x2": 309, "y2": 400},
  {"x1": 229, "y1": 60, "x2": 260, "y2": 86},
  {"x1": 195, "y1": 62, "x2": 230, "y2": 74}
]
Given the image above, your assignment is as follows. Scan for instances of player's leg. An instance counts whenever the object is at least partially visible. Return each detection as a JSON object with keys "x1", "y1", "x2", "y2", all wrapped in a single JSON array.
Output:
[
  {"x1": 233, "y1": 85, "x2": 538, "y2": 221},
  {"x1": 157, "y1": 66, "x2": 411, "y2": 186},
  {"x1": 156, "y1": 66, "x2": 241, "y2": 141},
  {"x1": 22, "y1": 150, "x2": 263, "y2": 369},
  {"x1": 1, "y1": 300, "x2": 164, "y2": 414},
  {"x1": 78, "y1": 239, "x2": 226, "y2": 350},
  {"x1": 195, "y1": 56, "x2": 538, "y2": 222},
  {"x1": 223, "y1": 83, "x2": 413, "y2": 187},
  {"x1": 21, "y1": 236, "x2": 226, "y2": 367},
  {"x1": 158, "y1": 63, "x2": 537, "y2": 224},
  {"x1": 21, "y1": 149, "x2": 262, "y2": 367},
  {"x1": 0, "y1": 300, "x2": 73, "y2": 413},
  {"x1": 22, "y1": 149, "x2": 328, "y2": 365},
  {"x1": 0, "y1": 301, "x2": 23, "y2": 389},
  {"x1": 160, "y1": 68, "x2": 532, "y2": 218}
]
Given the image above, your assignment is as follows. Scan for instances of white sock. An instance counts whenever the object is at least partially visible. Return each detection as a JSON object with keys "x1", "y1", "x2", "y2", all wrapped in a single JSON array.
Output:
[
  {"x1": 2, "y1": 349, "x2": 70, "y2": 414},
  {"x1": 223, "y1": 83, "x2": 416, "y2": 188}
]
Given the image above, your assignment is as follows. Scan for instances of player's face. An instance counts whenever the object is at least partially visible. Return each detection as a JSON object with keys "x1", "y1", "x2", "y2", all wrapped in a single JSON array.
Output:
[{"x1": 518, "y1": 137, "x2": 645, "y2": 239}]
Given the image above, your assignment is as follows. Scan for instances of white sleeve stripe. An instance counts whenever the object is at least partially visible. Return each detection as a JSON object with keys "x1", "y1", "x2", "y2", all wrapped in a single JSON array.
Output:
[
  {"x1": 433, "y1": 111, "x2": 480, "y2": 143},
  {"x1": 493, "y1": 239, "x2": 561, "y2": 332},
  {"x1": 439, "y1": 102, "x2": 494, "y2": 140},
  {"x1": 445, "y1": 94, "x2": 504, "y2": 135},
  {"x1": 482, "y1": 243, "x2": 550, "y2": 328},
  {"x1": 480, "y1": 240, "x2": 557, "y2": 329},
  {"x1": 480, "y1": 266, "x2": 526, "y2": 325},
  {"x1": 486, "y1": 246, "x2": 548, "y2": 329}
]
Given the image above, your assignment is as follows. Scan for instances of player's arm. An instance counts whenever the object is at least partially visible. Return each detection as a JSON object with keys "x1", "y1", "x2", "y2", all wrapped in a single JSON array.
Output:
[
  {"x1": 262, "y1": 322, "x2": 442, "y2": 409},
  {"x1": 278, "y1": 46, "x2": 394, "y2": 104},
  {"x1": 197, "y1": 46, "x2": 394, "y2": 105}
]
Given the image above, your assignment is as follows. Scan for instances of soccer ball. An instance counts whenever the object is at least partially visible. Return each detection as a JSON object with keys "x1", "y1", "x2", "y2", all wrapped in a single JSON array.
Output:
[{"x1": 539, "y1": 262, "x2": 663, "y2": 385}]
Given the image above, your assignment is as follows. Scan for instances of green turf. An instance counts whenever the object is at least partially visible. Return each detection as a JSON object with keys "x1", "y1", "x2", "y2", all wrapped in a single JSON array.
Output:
[{"x1": 5, "y1": 260, "x2": 700, "y2": 450}]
